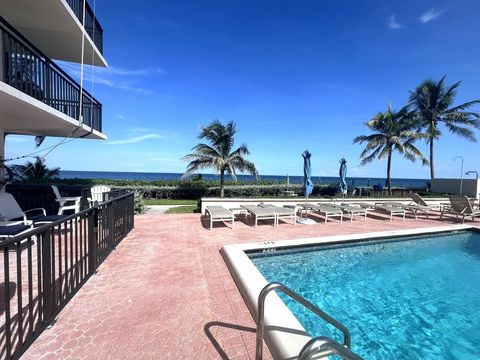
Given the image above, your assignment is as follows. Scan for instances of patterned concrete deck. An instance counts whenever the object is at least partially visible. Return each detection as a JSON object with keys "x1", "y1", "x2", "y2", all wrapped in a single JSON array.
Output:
[{"x1": 20, "y1": 211, "x2": 476, "y2": 359}]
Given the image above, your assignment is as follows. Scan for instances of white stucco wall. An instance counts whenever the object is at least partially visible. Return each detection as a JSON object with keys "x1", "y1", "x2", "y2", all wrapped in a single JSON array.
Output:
[{"x1": 431, "y1": 178, "x2": 480, "y2": 198}]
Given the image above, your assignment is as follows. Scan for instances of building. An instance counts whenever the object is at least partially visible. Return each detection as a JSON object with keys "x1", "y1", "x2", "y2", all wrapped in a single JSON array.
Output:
[{"x1": 0, "y1": 0, "x2": 106, "y2": 181}]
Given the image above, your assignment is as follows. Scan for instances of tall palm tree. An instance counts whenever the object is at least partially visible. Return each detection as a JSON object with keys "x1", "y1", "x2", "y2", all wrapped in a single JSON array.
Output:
[
  {"x1": 182, "y1": 120, "x2": 259, "y2": 197},
  {"x1": 409, "y1": 76, "x2": 480, "y2": 179},
  {"x1": 353, "y1": 105, "x2": 428, "y2": 195},
  {"x1": 12, "y1": 156, "x2": 60, "y2": 181}
]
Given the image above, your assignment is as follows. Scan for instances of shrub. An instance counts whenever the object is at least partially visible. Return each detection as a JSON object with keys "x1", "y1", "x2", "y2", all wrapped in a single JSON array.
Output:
[{"x1": 133, "y1": 191, "x2": 146, "y2": 214}]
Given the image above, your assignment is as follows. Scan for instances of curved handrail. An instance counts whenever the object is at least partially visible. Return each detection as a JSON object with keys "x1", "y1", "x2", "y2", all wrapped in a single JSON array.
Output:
[
  {"x1": 255, "y1": 282, "x2": 351, "y2": 360},
  {"x1": 298, "y1": 336, "x2": 363, "y2": 360}
]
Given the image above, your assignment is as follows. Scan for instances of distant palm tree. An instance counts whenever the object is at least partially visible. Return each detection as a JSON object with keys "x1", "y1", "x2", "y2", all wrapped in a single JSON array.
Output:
[
  {"x1": 409, "y1": 76, "x2": 480, "y2": 179},
  {"x1": 12, "y1": 156, "x2": 60, "y2": 181},
  {"x1": 353, "y1": 105, "x2": 428, "y2": 195},
  {"x1": 182, "y1": 120, "x2": 258, "y2": 197}
]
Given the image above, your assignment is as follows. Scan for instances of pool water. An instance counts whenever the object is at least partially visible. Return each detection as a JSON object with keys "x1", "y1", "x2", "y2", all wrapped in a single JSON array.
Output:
[{"x1": 249, "y1": 231, "x2": 480, "y2": 359}]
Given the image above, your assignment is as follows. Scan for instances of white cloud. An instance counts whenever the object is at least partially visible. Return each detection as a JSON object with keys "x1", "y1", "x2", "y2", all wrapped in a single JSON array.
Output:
[
  {"x1": 114, "y1": 114, "x2": 126, "y2": 120},
  {"x1": 420, "y1": 9, "x2": 443, "y2": 23},
  {"x1": 388, "y1": 15, "x2": 402, "y2": 30},
  {"x1": 148, "y1": 157, "x2": 182, "y2": 163},
  {"x1": 57, "y1": 62, "x2": 164, "y2": 95},
  {"x1": 107, "y1": 134, "x2": 166, "y2": 145}
]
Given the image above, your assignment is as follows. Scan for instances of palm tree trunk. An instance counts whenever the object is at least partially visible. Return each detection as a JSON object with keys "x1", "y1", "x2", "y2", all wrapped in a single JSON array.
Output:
[
  {"x1": 386, "y1": 150, "x2": 392, "y2": 196},
  {"x1": 220, "y1": 169, "x2": 225, "y2": 198},
  {"x1": 429, "y1": 138, "x2": 435, "y2": 179}
]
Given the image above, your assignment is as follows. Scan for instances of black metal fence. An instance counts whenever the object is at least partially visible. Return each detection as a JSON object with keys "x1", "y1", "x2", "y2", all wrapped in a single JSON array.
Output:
[
  {"x1": 64, "y1": 0, "x2": 103, "y2": 53},
  {"x1": 0, "y1": 192, "x2": 134, "y2": 360},
  {"x1": 0, "y1": 17, "x2": 102, "y2": 132}
]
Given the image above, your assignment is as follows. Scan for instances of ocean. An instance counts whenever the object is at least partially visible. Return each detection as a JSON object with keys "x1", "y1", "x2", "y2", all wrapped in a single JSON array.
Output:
[{"x1": 59, "y1": 171, "x2": 430, "y2": 189}]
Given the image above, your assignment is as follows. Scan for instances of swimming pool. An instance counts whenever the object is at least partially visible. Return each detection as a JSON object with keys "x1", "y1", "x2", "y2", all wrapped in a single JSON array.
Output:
[{"x1": 248, "y1": 230, "x2": 480, "y2": 359}]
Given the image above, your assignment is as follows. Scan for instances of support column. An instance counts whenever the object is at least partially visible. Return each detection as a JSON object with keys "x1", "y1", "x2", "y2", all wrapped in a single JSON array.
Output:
[
  {"x1": 0, "y1": 130, "x2": 5, "y2": 190},
  {"x1": 0, "y1": 29, "x2": 4, "y2": 81}
]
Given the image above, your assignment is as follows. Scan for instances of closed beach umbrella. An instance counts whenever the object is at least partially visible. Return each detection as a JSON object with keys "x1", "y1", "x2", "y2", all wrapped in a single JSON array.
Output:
[
  {"x1": 298, "y1": 150, "x2": 315, "y2": 224},
  {"x1": 303, "y1": 150, "x2": 313, "y2": 197},
  {"x1": 339, "y1": 158, "x2": 348, "y2": 196}
]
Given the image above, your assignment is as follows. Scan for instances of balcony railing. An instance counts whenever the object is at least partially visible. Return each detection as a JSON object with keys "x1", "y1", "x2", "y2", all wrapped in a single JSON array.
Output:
[
  {"x1": 0, "y1": 192, "x2": 135, "y2": 360},
  {"x1": 0, "y1": 17, "x2": 102, "y2": 133},
  {"x1": 65, "y1": 0, "x2": 103, "y2": 54}
]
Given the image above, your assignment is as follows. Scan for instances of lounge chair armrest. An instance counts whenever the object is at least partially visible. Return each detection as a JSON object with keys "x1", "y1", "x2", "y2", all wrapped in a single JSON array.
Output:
[{"x1": 24, "y1": 208, "x2": 47, "y2": 217}]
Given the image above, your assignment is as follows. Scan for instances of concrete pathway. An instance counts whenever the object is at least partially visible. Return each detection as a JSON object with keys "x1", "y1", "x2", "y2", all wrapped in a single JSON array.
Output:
[{"x1": 145, "y1": 205, "x2": 186, "y2": 215}]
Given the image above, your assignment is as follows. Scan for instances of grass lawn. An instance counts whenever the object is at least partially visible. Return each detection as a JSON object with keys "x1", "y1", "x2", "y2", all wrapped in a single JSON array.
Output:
[
  {"x1": 164, "y1": 205, "x2": 199, "y2": 214},
  {"x1": 144, "y1": 199, "x2": 197, "y2": 205}
]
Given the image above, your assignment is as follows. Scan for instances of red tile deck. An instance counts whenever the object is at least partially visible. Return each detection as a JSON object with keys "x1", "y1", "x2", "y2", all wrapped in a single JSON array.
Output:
[{"x1": 19, "y1": 212, "x2": 477, "y2": 359}]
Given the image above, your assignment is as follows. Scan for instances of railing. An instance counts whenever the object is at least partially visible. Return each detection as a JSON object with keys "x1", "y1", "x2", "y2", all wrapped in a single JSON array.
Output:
[
  {"x1": 64, "y1": 0, "x2": 103, "y2": 54},
  {"x1": 256, "y1": 282, "x2": 357, "y2": 360},
  {"x1": 0, "y1": 17, "x2": 102, "y2": 133},
  {"x1": 0, "y1": 192, "x2": 134, "y2": 360},
  {"x1": 298, "y1": 336, "x2": 363, "y2": 360}
]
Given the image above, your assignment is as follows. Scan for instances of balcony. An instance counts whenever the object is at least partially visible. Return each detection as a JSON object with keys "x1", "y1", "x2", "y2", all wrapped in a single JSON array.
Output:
[
  {"x1": 0, "y1": 0, "x2": 106, "y2": 67},
  {"x1": 65, "y1": 0, "x2": 103, "y2": 54},
  {"x1": 0, "y1": 17, "x2": 103, "y2": 137}
]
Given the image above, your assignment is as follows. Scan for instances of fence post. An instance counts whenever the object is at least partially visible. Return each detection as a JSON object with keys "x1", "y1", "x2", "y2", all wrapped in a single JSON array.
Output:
[
  {"x1": 88, "y1": 209, "x2": 98, "y2": 274},
  {"x1": 41, "y1": 228, "x2": 54, "y2": 324}
]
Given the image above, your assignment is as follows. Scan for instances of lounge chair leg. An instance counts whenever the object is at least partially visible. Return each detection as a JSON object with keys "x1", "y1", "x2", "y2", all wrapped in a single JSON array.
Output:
[{"x1": 210, "y1": 217, "x2": 213, "y2": 230}]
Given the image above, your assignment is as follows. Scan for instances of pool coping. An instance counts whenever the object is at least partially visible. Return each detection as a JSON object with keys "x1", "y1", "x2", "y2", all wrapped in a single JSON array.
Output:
[{"x1": 220, "y1": 224, "x2": 476, "y2": 359}]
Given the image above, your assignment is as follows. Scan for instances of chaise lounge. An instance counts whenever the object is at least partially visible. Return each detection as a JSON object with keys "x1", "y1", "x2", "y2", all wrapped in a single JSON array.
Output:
[
  {"x1": 205, "y1": 206, "x2": 235, "y2": 230},
  {"x1": 240, "y1": 205, "x2": 277, "y2": 227},
  {"x1": 0, "y1": 192, "x2": 67, "y2": 225},
  {"x1": 327, "y1": 203, "x2": 368, "y2": 222},
  {"x1": 441, "y1": 196, "x2": 480, "y2": 223},
  {"x1": 299, "y1": 203, "x2": 343, "y2": 223},
  {"x1": 258, "y1": 204, "x2": 297, "y2": 225}
]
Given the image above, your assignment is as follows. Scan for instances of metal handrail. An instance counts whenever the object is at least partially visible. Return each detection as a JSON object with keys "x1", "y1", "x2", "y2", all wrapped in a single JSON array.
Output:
[
  {"x1": 255, "y1": 282, "x2": 352, "y2": 360},
  {"x1": 298, "y1": 336, "x2": 363, "y2": 360}
]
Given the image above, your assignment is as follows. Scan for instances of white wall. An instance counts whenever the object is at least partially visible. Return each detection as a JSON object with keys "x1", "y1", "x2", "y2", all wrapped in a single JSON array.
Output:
[{"x1": 431, "y1": 178, "x2": 480, "y2": 198}]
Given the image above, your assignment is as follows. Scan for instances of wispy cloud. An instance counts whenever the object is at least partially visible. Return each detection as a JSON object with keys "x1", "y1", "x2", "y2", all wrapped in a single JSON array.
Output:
[
  {"x1": 114, "y1": 114, "x2": 127, "y2": 120},
  {"x1": 148, "y1": 157, "x2": 182, "y2": 163},
  {"x1": 57, "y1": 62, "x2": 164, "y2": 95},
  {"x1": 420, "y1": 9, "x2": 443, "y2": 23},
  {"x1": 388, "y1": 15, "x2": 402, "y2": 30},
  {"x1": 107, "y1": 134, "x2": 166, "y2": 145}
]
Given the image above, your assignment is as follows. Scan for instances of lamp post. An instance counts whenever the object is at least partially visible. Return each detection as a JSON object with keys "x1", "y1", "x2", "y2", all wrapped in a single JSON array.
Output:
[
  {"x1": 452, "y1": 156, "x2": 464, "y2": 195},
  {"x1": 465, "y1": 170, "x2": 479, "y2": 181}
]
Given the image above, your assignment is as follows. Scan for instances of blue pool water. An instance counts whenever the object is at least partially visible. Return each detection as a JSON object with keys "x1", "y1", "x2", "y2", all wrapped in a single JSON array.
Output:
[{"x1": 249, "y1": 231, "x2": 480, "y2": 359}]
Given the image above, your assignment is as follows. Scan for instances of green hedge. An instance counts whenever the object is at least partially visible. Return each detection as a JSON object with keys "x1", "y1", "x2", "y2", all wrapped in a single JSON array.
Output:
[{"x1": 114, "y1": 184, "x2": 338, "y2": 200}]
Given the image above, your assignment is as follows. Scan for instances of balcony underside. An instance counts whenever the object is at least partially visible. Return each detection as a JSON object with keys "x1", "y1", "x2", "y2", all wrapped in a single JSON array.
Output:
[
  {"x1": 0, "y1": 82, "x2": 106, "y2": 140},
  {"x1": 0, "y1": 0, "x2": 106, "y2": 67}
]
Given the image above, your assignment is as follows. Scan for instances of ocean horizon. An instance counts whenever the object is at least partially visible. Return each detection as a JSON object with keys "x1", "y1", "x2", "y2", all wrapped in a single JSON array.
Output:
[{"x1": 59, "y1": 170, "x2": 430, "y2": 188}]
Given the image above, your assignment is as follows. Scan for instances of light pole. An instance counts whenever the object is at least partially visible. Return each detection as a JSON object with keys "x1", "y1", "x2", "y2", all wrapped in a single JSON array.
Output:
[
  {"x1": 452, "y1": 156, "x2": 464, "y2": 195},
  {"x1": 465, "y1": 170, "x2": 479, "y2": 181}
]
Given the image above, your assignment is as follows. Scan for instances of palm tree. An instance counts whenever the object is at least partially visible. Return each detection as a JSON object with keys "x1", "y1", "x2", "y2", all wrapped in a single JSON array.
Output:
[
  {"x1": 182, "y1": 120, "x2": 258, "y2": 197},
  {"x1": 409, "y1": 76, "x2": 480, "y2": 179},
  {"x1": 353, "y1": 105, "x2": 428, "y2": 195},
  {"x1": 12, "y1": 156, "x2": 60, "y2": 181}
]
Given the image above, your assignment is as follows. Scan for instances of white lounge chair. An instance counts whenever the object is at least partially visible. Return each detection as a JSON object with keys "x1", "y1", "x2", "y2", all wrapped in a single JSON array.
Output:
[
  {"x1": 51, "y1": 185, "x2": 81, "y2": 215},
  {"x1": 300, "y1": 203, "x2": 343, "y2": 224},
  {"x1": 89, "y1": 185, "x2": 112, "y2": 205},
  {"x1": 442, "y1": 196, "x2": 480, "y2": 223},
  {"x1": 373, "y1": 203, "x2": 405, "y2": 221},
  {"x1": 258, "y1": 204, "x2": 297, "y2": 225},
  {"x1": 240, "y1": 205, "x2": 277, "y2": 227},
  {"x1": 0, "y1": 192, "x2": 65, "y2": 225},
  {"x1": 205, "y1": 206, "x2": 234, "y2": 230},
  {"x1": 328, "y1": 203, "x2": 367, "y2": 222},
  {"x1": 378, "y1": 201, "x2": 430, "y2": 220}
]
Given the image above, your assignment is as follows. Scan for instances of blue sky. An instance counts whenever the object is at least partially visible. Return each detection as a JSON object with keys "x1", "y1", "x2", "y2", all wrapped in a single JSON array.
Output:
[{"x1": 5, "y1": 0, "x2": 480, "y2": 179}]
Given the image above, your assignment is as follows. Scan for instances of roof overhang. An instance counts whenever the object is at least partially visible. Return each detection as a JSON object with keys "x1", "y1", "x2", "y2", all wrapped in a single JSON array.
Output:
[
  {"x1": 0, "y1": 0, "x2": 106, "y2": 67},
  {"x1": 0, "y1": 82, "x2": 106, "y2": 140}
]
